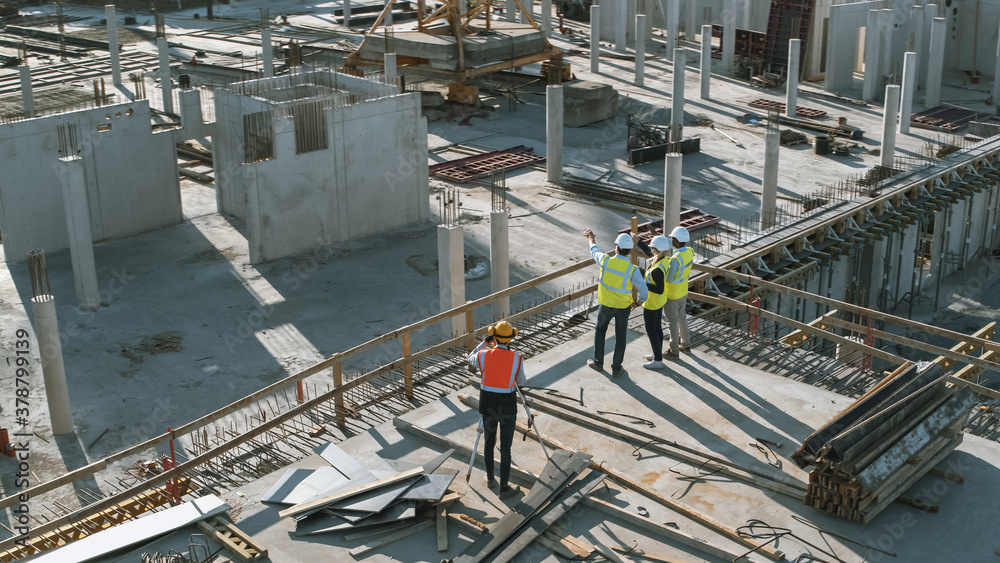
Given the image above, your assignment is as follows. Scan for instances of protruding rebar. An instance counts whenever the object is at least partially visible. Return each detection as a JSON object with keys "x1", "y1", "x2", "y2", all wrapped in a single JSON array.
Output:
[{"x1": 28, "y1": 249, "x2": 51, "y2": 298}]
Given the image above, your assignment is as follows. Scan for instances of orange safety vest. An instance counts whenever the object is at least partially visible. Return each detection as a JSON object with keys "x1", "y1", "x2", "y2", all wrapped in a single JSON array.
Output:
[{"x1": 476, "y1": 347, "x2": 521, "y2": 393}]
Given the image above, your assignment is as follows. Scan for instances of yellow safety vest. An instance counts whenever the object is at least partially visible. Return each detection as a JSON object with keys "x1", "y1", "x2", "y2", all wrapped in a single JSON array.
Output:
[
  {"x1": 642, "y1": 259, "x2": 669, "y2": 310},
  {"x1": 597, "y1": 254, "x2": 636, "y2": 309},
  {"x1": 665, "y1": 247, "x2": 693, "y2": 300}
]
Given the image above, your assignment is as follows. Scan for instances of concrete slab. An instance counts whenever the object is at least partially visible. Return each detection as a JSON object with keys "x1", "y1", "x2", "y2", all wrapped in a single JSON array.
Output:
[{"x1": 361, "y1": 22, "x2": 546, "y2": 70}]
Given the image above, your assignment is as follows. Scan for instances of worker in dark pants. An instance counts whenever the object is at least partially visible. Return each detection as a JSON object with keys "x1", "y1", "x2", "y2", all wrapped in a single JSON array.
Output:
[
  {"x1": 584, "y1": 229, "x2": 648, "y2": 377},
  {"x1": 637, "y1": 235, "x2": 672, "y2": 369},
  {"x1": 468, "y1": 320, "x2": 526, "y2": 500}
]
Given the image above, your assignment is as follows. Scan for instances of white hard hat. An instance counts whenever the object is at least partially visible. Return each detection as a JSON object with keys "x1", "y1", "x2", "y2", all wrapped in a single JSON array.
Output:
[
  {"x1": 614, "y1": 233, "x2": 634, "y2": 249},
  {"x1": 669, "y1": 226, "x2": 690, "y2": 243},
  {"x1": 650, "y1": 235, "x2": 672, "y2": 251}
]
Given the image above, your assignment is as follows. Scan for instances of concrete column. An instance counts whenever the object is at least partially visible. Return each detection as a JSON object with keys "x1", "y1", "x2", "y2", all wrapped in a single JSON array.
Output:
[
  {"x1": 32, "y1": 296, "x2": 74, "y2": 435},
  {"x1": 722, "y1": 0, "x2": 735, "y2": 72},
  {"x1": 900, "y1": 51, "x2": 917, "y2": 134},
  {"x1": 506, "y1": 0, "x2": 516, "y2": 22},
  {"x1": 761, "y1": 129, "x2": 779, "y2": 230},
  {"x1": 519, "y1": 0, "x2": 531, "y2": 24},
  {"x1": 926, "y1": 17, "x2": 945, "y2": 108},
  {"x1": 910, "y1": 5, "x2": 924, "y2": 86},
  {"x1": 878, "y1": 9, "x2": 893, "y2": 80},
  {"x1": 542, "y1": 0, "x2": 551, "y2": 36},
  {"x1": 178, "y1": 88, "x2": 203, "y2": 138},
  {"x1": 261, "y1": 27, "x2": 273, "y2": 78},
  {"x1": 881, "y1": 84, "x2": 900, "y2": 168},
  {"x1": 384, "y1": 52, "x2": 397, "y2": 88},
  {"x1": 922, "y1": 5, "x2": 936, "y2": 87},
  {"x1": 634, "y1": 14, "x2": 646, "y2": 87},
  {"x1": 686, "y1": 0, "x2": 697, "y2": 41},
  {"x1": 862, "y1": 9, "x2": 880, "y2": 102},
  {"x1": 664, "y1": 0, "x2": 678, "y2": 61},
  {"x1": 105, "y1": 5, "x2": 121, "y2": 86},
  {"x1": 664, "y1": 153, "x2": 681, "y2": 231},
  {"x1": 993, "y1": 19, "x2": 1000, "y2": 104},
  {"x1": 344, "y1": 0, "x2": 351, "y2": 26},
  {"x1": 546, "y1": 85, "x2": 563, "y2": 183},
  {"x1": 157, "y1": 37, "x2": 174, "y2": 114},
  {"x1": 671, "y1": 47, "x2": 685, "y2": 141},
  {"x1": 786, "y1": 38, "x2": 800, "y2": 117},
  {"x1": 58, "y1": 156, "x2": 99, "y2": 312},
  {"x1": 385, "y1": 0, "x2": 393, "y2": 26},
  {"x1": 615, "y1": 0, "x2": 627, "y2": 52},
  {"x1": 590, "y1": 4, "x2": 601, "y2": 73},
  {"x1": 490, "y1": 210, "x2": 510, "y2": 321},
  {"x1": 437, "y1": 225, "x2": 465, "y2": 340},
  {"x1": 700, "y1": 24, "x2": 711, "y2": 99},
  {"x1": 18, "y1": 66, "x2": 34, "y2": 118}
]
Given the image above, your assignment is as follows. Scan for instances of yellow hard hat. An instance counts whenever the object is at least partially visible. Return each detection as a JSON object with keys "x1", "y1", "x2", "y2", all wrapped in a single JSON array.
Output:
[{"x1": 488, "y1": 320, "x2": 518, "y2": 342}]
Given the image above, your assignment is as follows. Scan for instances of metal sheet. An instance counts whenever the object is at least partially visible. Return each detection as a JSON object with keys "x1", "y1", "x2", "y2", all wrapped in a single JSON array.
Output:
[
  {"x1": 261, "y1": 468, "x2": 314, "y2": 505},
  {"x1": 282, "y1": 466, "x2": 377, "y2": 506},
  {"x1": 330, "y1": 476, "x2": 421, "y2": 513},
  {"x1": 33, "y1": 495, "x2": 230, "y2": 563},
  {"x1": 294, "y1": 501, "x2": 417, "y2": 536},
  {"x1": 314, "y1": 442, "x2": 374, "y2": 479},
  {"x1": 400, "y1": 471, "x2": 457, "y2": 502}
]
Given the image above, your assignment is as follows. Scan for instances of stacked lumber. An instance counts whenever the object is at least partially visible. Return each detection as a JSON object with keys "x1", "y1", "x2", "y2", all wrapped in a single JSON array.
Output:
[
  {"x1": 793, "y1": 363, "x2": 976, "y2": 523},
  {"x1": 271, "y1": 442, "x2": 457, "y2": 549}
]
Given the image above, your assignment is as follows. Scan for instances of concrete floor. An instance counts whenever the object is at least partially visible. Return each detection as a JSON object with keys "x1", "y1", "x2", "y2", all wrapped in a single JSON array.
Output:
[
  {"x1": 0, "y1": 2, "x2": 998, "y2": 560},
  {"x1": 88, "y1": 325, "x2": 1000, "y2": 562}
]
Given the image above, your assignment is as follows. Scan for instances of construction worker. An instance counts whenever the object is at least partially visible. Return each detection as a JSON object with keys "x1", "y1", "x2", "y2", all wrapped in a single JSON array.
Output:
[
  {"x1": 583, "y1": 228, "x2": 648, "y2": 377},
  {"x1": 663, "y1": 226, "x2": 693, "y2": 357},
  {"x1": 638, "y1": 235, "x2": 672, "y2": 369},
  {"x1": 467, "y1": 320, "x2": 525, "y2": 500}
]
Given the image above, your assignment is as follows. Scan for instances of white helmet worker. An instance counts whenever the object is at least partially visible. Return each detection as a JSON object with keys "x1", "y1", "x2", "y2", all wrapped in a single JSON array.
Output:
[
  {"x1": 650, "y1": 235, "x2": 672, "y2": 251},
  {"x1": 668, "y1": 226, "x2": 690, "y2": 244},
  {"x1": 614, "y1": 233, "x2": 634, "y2": 249}
]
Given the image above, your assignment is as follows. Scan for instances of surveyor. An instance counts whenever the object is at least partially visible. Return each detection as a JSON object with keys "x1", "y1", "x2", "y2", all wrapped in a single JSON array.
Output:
[
  {"x1": 467, "y1": 320, "x2": 526, "y2": 500},
  {"x1": 583, "y1": 228, "x2": 648, "y2": 377},
  {"x1": 638, "y1": 235, "x2": 672, "y2": 369},
  {"x1": 664, "y1": 226, "x2": 693, "y2": 357}
]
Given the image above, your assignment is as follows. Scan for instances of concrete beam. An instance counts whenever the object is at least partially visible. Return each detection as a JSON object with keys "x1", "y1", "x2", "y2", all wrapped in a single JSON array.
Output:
[
  {"x1": 106, "y1": 5, "x2": 121, "y2": 86},
  {"x1": 900, "y1": 52, "x2": 916, "y2": 134},
  {"x1": 18, "y1": 66, "x2": 34, "y2": 118},
  {"x1": 546, "y1": 85, "x2": 563, "y2": 183},
  {"x1": 926, "y1": 17, "x2": 945, "y2": 108},
  {"x1": 881, "y1": 84, "x2": 900, "y2": 168},
  {"x1": 786, "y1": 38, "x2": 800, "y2": 117},
  {"x1": 700, "y1": 24, "x2": 711, "y2": 99}
]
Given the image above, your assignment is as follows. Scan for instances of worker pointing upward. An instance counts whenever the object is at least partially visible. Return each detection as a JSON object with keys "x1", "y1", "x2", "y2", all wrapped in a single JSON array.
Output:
[
  {"x1": 664, "y1": 226, "x2": 693, "y2": 357},
  {"x1": 467, "y1": 320, "x2": 526, "y2": 500},
  {"x1": 584, "y1": 228, "x2": 648, "y2": 377}
]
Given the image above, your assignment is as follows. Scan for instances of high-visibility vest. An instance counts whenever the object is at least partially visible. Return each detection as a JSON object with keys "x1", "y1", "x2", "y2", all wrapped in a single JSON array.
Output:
[
  {"x1": 477, "y1": 347, "x2": 521, "y2": 393},
  {"x1": 665, "y1": 247, "x2": 694, "y2": 300},
  {"x1": 597, "y1": 254, "x2": 636, "y2": 308},
  {"x1": 642, "y1": 259, "x2": 669, "y2": 310}
]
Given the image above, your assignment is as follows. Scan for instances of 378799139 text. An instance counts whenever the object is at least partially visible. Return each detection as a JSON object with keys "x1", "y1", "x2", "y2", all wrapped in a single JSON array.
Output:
[{"x1": 11, "y1": 328, "x2": 33, "y2": 546}]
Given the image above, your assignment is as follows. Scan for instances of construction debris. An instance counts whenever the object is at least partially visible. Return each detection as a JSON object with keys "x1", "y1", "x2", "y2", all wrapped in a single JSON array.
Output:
[
  {"x1": 795, "y1": 363, "x2": 976, "y2": 522},
  {"x1": 429, "y1": 146, "x2": 545, "y2": 183},
  {"x1": 748, "y1": 99, "x2": 827, "y2": 118}
]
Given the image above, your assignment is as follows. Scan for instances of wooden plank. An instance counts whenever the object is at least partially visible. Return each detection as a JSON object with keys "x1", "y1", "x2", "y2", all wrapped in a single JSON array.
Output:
[
  {"x1": 954, "y1": 348, "x2": 1000, "y2": 381},
  {"x1": 197, "y1": 517, "x2": 268, "y2": 561},
  {"x1": 583, "y1": 497, "x2": 760, "y2": 563},
  {"x1": 860, "y1": 436, "x2": 962, "y2": 523},
  {"x1": 452, "y1": 450, "x2": 592, "y2": 563},
  {"x1": 348, "y1": 520, "x2": 434, "y2": 558},
  {"x1": 491, "y1": 471, "x2": 606, "y2": 562},
  {"x1": 503, "y1": 392, "x2": 808, "y2": 498},
  {"x1": 279, "y1": 467, "x2": 424, "y2": 519},
  {"x1": 546, "y1": 528, "x2": 595, "y2": 556},
  {"x1": 437, "y1": 504, "x2": 448, "y2": 553},
  {"x1": 780, "y1": 309, "x2": 839, "y2": 346},
  {"x1": 929, "y1": 323, "x2": 995, "y2": 369},
  {"x1": 593, "y1": 540, "x2": 629, "y2": 563},
  {"x1": 543, "y1": 530, "x2": 591, "y2": 557},
  {"x1": 535, "y1": 534, "x2": 578, "y2": 558},
  {"x1": 612, "y1": 544, "x2": 699, "y2": 563}
]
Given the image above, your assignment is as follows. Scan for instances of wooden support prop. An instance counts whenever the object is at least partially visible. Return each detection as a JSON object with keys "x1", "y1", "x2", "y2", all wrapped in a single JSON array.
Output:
[
  {"x1": 930, "y1": 323, "x2": 994, "y2": 369},
  {"x1": 348, "y1": 520, "x2": 435, "y2": 557},
  {"x1": 780, "y1": 309, "x2": 839, "y2": 347},
  {"x1": 402, "y1": 333, "x2": 413, "y2": 399},
  {"x1": 197, "y1": 516, "x2": 268, "y2": 561},
  {"x1": 954, "y1": 346, "x2": 1000, "y2": 382},
  {"x1": 334, "y1": 361, "x2": 345, "y2": 427},
  {"x1": 279, "y1": 467, "x2": 424, "y2": 519},
  {"x1": 437, "y1": 504, "x2": 449, "y2": 552}
]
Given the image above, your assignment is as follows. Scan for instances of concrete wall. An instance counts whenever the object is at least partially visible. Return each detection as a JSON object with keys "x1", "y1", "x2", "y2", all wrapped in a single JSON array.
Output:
[
  {"x1": 948, "y1": 0, "x2": 1000, "y2": 77},
  {"x1": 214, "y1": 74, "x2": 429, "y2": 264},
  {"x1": 0, "y1": 101, "x2": 181, "y2": 262},
  {"x1": 825, "y1": 2, "x2": 871, "y2": 91}
]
